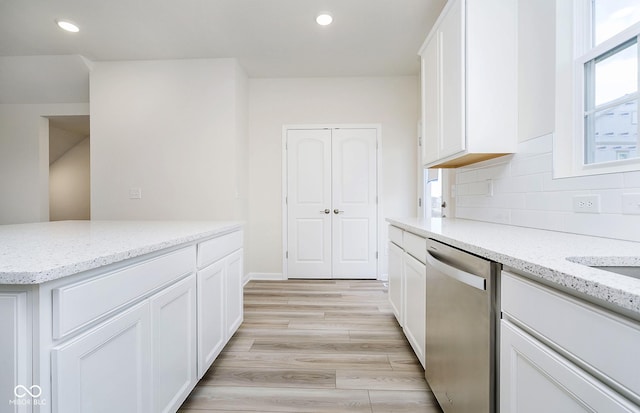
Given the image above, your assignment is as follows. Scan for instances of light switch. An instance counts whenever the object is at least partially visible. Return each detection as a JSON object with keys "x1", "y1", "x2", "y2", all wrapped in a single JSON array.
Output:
[
  {"x1": 622, "y1": 193, "x2": 640, "y2": 215},
  {"x1": 129, "y1": 187, "x2": 142, "y2": 199}
]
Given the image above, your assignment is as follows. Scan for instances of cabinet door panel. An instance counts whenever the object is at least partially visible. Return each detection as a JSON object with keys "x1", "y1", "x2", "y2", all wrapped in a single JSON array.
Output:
[
  {"x1": 438, "y1": 0, "x2": 466, "y2": 159},
  {"x1": 388, "y1": 242, "x2": 404, "y2": 326},
  {"x1": 422, "y1": 33, "x2": 440, "y2": 165},
  {"x1": 225, "y1": 249, "x2": 244, "y2": 338},
  {"x1": 151, "y1": 275, "x2": 197, "y2": 413},
  {"x1": 403, "y1": 253, "x2": 426, "y2": 368},
  {"x1": 197, "y1": 260, "x2": 225, "y2": 378},
  {"x1": 501, "y1": 321, "x2": 639, "y2": 413},
  {"x1": 53, "y1": 302, "x2": 152, "y2": 413},
  {"x1": 502, "y1": 271, "x2": 640, "y2": 399},
  {"x1": 0, "y1": 292, "x2": 30, "y2": 413}
]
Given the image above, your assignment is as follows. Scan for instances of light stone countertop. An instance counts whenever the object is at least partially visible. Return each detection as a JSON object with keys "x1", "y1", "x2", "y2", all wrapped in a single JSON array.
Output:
[
  {"x1": 0, "y1": 220, "x2": 243, "y2": 285},
  {"x1": 387, "y1": 217, "x2": 640, "y2": 318}
]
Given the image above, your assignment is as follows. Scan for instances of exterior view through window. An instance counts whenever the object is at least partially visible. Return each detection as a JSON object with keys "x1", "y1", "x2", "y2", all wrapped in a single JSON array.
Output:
[{"x1": 583, "y1": 0, "x2": 640, "y2": 165}]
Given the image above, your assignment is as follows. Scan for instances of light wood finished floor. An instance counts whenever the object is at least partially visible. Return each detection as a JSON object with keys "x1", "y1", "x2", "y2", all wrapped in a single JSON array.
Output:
[{"x1": 179, "y1": 279, "x2": 443, "y2": 413}]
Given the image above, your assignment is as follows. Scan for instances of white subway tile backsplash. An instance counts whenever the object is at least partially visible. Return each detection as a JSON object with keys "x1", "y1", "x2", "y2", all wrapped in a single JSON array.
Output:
[
  {"x1": 589, "y1": 189, "x2": 625, "y2": 214},
  {"x1": 476, "y1": 163, "x2": 511, "y2": 181},
  {"x1": 563, "y1": 214, "x2": 640, "y2": 242},
  {"x1": 453, "y1": 134, "x2": 640, "y2": 242},
  {"x1": 511, "y1": 153, "x2": 553, "y2": 176},
  {"x1": 516, "y1": 134, "x2": 553, "y2": 155},
  {"x1": 510, "y1": 210, "x2": 568, "y2": 232},
  {"x1": 542, "y1": 172, "x2": 624, "y2": 192},
  {"x1": 456, "y1": 207, "x2": 511, "y2": 225},
  {"x1": 524, "y1": 191, "x2": 583, "y2": 212},
  {"x1": 456, "y1": 181, "x2": 490, "y2": 196},
  {"x1": 456, "y1": 170, "x2": 478, "y2": 184},
  {"x1": 624, "y1": 171, "x2": 640, "y2": 188},
  {"x1": 457, "y1": 193, "x2": 526, "y2": 209},
  {"x1": 494, "y1": 174, "x2": 544, "y2": 193}
]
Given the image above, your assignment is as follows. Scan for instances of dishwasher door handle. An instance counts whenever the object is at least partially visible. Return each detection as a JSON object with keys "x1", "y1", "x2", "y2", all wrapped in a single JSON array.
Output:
[{"x1": 426, "y1": 251, "x2": 486, "y2": 291}]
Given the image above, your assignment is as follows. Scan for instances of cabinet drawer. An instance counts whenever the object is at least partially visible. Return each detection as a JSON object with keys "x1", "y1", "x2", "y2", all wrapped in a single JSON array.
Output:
[
  {"x1": 197, "y1": 230, "x2": 243, "y2": 269},
  {"x1": 389, "y1": 226, "x2": 403, "y2": 247},
  {"x1": 404, "y1": 232, "x2": 426, "y2": 264},
  {"x1": 53, "y1": 246, "x2": 195, "y2": 340},
  {"x1": 501, "y1": 271, "x2": 640, "y2": 400}
]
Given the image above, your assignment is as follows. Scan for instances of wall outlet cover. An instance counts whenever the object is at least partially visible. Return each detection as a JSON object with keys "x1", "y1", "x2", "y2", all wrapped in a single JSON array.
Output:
[
  {"x1": 572, "y1": 195, "x2": 600, "y2": 213},
  {"x1": 129, "y1": 187, "x2": 142, "y2": 199}
]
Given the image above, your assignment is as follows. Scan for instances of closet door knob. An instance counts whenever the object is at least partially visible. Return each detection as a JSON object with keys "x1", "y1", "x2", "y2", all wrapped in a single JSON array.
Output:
[
  {"x1": 320, "y1": 209, "x2": 331, "y2": 214},
  {"x1": 333, "y1": 209, "x2": 344, "y2": 214}
]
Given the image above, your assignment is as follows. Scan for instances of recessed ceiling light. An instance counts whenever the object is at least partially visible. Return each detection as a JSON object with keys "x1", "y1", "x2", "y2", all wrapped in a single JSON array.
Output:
[
  {"x1": 316, "y1": 14, "x2": 333, "y2": 26},
  {"x1": 56, "y1": 20, "x2": 80, "y2": 33}
]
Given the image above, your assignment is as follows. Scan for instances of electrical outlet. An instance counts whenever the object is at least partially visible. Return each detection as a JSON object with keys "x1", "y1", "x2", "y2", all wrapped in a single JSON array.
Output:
[
  {"x1": 572, "y1": 195, "x2": 600, "y2": 213},
  {"x1": 622, "y1": 193, "x2": 640, "y2": 215},
  {"x1": 486, "y1": 179, "x2": 494, "y2": 197},
  {"x1": 129, "y1": 187, "x2": 142, "y2": 199}
]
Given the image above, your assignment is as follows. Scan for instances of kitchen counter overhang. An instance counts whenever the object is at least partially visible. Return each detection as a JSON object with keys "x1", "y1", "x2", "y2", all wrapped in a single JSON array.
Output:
[
  {"x1": 0, "y1": 220, "x2": 243, "y2": 284},
  {"x1": 387, "y1": 217, "x2": 640, "y2": 319}
]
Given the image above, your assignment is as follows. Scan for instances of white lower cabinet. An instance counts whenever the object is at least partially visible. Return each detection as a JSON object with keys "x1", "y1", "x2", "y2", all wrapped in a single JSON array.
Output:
[
  {"x1": 197, "y1": 248, "x2": 244, "y2": 378},
  {"x1": 403, "y1": 252, "x2": 426, "y2": 369},
  {"x1": 197, "y1": 259, "x2": 225, "y2": 378},
  {"x1": 388, "y1": 241, "x2": 404, "y2": 325},
  {"x1": 225, "y1": 249, "x2": 244, "y2": 338},
  {"x1": 151, "y1": 275, "x2": 197, "y2": 413},
  {"x1": 387, "y1": 225, "x2": 426, "y2": 369},
  {"x1": 501, "y1": 271, "x2": 640, "y2": 412},
  {"x1": 53, "y1": 301, "x2": 153, "y2": 413},
  {"x1": 501, "y1": 321, "x2": 638, "y2": 413}
]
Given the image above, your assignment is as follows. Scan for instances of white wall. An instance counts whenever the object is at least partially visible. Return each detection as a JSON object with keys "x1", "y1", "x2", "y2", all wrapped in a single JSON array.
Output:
[
  {"x1": 90, "y1": 58, "x2": 249, "y2": 221},
  {"x1": 0, "y1": 103, "x2": 89, "y2": 224},
  {"x1": 517, "y1": 0, "x2": 555, "y2": 143},
  {"x1": 50, "y1": 137, "x2": 91, "y2": 221},
  {"x1": 248, "y1": 76, "x2": 419, "y2": 276}
]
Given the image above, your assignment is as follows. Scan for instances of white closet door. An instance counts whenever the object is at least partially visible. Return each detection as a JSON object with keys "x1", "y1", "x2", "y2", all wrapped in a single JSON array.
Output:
[
  {"x1": 287, "y1": 129, "x2": 332, "y2": 278},
  {"x1": 331, "y1": 128, "x2": 377, "y2": 278}
]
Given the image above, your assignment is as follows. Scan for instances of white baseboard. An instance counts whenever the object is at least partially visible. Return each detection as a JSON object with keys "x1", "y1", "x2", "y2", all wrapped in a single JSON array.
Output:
[
  {"x1": 244, "y1": 272, "x2": 387, "y2": 284},
  {"x1": 244, "y1": 272, "x2": 285, "y2": 285}
]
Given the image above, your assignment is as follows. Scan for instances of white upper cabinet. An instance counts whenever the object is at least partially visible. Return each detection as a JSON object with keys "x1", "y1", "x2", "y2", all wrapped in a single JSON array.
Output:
[{"x1": 419, "y1": 0, "x2": 518, "y2": 168}]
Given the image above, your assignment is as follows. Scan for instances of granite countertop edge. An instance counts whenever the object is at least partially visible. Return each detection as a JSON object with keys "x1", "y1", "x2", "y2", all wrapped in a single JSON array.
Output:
[
  {"x1": 0, "y1": 221, "x2": 244, "y2": 285},
  {"x1": 387, "y1": 217, "x2": 640, "y2": 317}
]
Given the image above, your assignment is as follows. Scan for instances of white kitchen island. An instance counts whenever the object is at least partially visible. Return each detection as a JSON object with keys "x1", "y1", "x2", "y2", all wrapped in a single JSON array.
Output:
[{"x1": 0, "y1": 220, "x2": 244, "y2": 413}]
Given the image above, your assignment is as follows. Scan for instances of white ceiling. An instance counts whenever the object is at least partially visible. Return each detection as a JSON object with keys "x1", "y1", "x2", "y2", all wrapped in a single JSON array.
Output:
[{"x1": 0, "y1": 0, "x2": 446, "y2": 78}]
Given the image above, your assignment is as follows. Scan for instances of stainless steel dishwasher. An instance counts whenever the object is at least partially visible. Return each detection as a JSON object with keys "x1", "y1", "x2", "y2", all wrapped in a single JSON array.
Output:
[{"x1": 425, "y1": 239, "x2": 500, "y2": 413}]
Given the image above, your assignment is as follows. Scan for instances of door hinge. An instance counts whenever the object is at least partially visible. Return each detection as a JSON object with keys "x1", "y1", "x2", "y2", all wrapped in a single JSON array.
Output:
[
  {"x1": 285, "y1": 196, "x2": 288, "y2": 205},
  {"x1": 286, "y1": 251, "x2": 288, "y2": 259},
  {"x1": 418, "y1": 197, "x2": 422, "y2": 207},
  {"x1": 376, "y1": 251, "x2": 379, "y2": 259},
  {"x1": 418, "y1": 136, "x2": 422, "y2": 147}
]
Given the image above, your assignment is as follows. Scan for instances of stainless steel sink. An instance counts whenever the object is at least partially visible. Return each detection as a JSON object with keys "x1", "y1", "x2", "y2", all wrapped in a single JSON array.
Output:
[
  {"x1": 590, "y1": 266, "x2": 640, "y2": 280},
  {"x1": 566, "y1": 257, "x2": 640, "y2": 281}
]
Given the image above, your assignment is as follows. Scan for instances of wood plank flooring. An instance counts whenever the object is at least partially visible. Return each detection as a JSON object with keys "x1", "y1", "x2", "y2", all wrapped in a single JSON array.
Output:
[{"x1": 179, "y1": 279, "x2": 443, "y2": 413}]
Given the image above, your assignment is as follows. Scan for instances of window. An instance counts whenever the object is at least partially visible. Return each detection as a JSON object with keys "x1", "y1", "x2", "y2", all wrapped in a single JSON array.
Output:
[
  {"x1": 423, "y1": 169, "x2": 442, "y2": 219},
  {"x1": 581, "y1": 1, "x2": 640, "y2": 166},
  {"x1": 554, "y1": 0, "x2": 640, "y2": 177}
]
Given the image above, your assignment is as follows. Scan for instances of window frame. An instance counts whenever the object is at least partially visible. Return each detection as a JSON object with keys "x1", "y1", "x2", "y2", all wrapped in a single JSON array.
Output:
[{"x1": 554, "y1": 0, "x2": 640, "y2": 177}]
